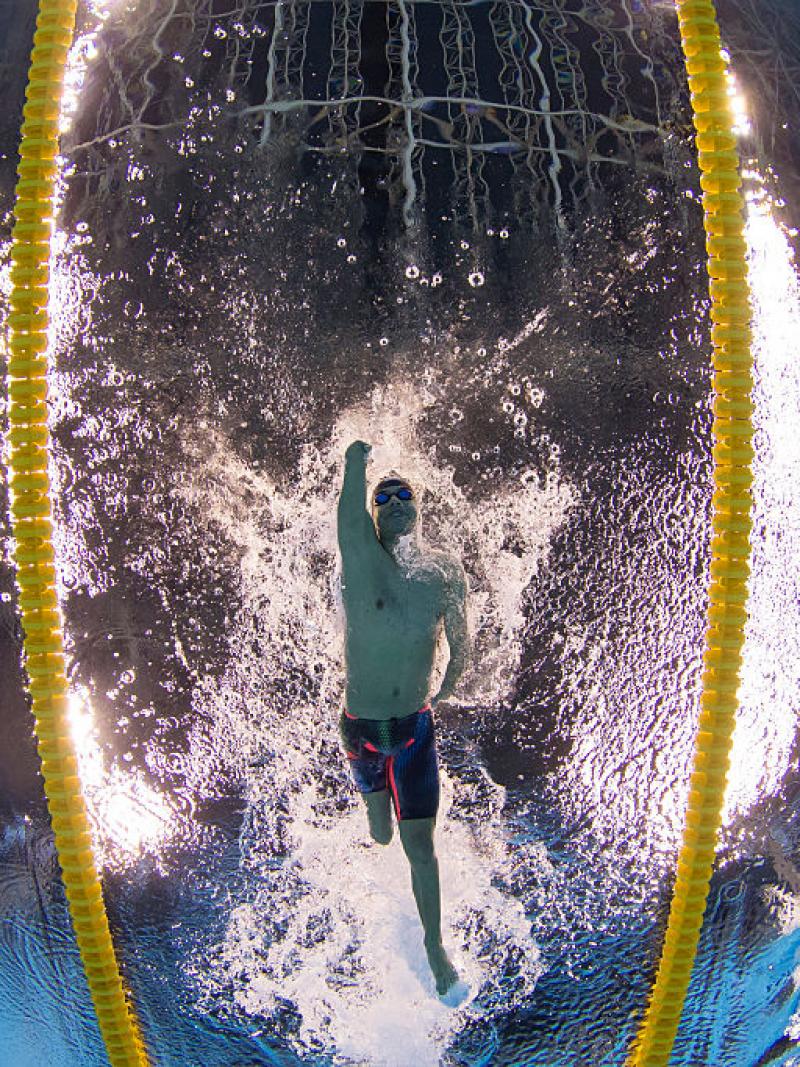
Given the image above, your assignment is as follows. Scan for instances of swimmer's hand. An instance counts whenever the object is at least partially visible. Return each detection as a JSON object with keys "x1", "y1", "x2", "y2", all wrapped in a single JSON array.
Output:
[{"x1": 345, "y1": 439, "x2": 372, "y2": 463}]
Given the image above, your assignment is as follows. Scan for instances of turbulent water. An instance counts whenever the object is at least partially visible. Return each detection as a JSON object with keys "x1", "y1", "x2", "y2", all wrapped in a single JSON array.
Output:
[{"x1": 2, "y1": 1, "x2": 800, "y2": 1065}]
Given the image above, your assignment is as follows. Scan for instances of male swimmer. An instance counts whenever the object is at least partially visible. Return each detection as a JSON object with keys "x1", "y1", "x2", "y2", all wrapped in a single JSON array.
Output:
[{"x1": 337, "y1": 439, "x2": 470, "y2": 1002}]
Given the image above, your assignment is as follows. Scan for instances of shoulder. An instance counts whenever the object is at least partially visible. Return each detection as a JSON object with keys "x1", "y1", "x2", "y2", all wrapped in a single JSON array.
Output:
[{"x1": 427, "y1": 550, "x2": 467, "y2": 597}]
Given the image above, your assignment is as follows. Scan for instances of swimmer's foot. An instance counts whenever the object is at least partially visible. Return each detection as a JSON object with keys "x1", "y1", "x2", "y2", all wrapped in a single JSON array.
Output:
[{"x1": 426, "y1": 941, "x2": 468, "y2": 1004}]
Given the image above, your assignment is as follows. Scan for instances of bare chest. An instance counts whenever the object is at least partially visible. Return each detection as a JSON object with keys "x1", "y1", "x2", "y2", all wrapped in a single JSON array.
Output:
[
  {"x1": 345, "y1": 562, "x2": 443, "y2": 633},
  {"x1": 379, "y1": 573, "x2": 440, "y2": 624}
]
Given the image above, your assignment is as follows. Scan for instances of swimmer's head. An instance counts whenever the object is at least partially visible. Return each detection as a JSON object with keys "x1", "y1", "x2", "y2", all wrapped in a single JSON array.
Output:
[{"x1": 371, "y1": 473, "x2": 419, "y2": 541}]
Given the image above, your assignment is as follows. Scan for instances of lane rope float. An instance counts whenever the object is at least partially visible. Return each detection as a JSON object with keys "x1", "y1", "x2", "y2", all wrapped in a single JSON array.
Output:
[
  {"x1": 628, "y1": 0, "x2": 754, "y2": 1063},
  {"x1": 4, "y1": 0, "x2": 149, "y2": 1064}
]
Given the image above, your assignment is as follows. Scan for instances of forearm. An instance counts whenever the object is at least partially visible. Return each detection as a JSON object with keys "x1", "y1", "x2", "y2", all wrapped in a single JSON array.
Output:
[
  {"x1": 435, "y1": 639, "x2": 469, "y2": 702},
  {"x1": 338, "y1": 441, "x2": 370, "y2": 539}
]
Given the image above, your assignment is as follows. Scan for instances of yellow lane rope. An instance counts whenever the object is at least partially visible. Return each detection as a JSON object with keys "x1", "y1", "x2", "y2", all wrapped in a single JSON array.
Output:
[
  {"x1": 4, "y1": 1, "x2": 148, "y2": 1064},
  {"x1": 628, "y1": 0, "x2": 754, "y2": 1063}
]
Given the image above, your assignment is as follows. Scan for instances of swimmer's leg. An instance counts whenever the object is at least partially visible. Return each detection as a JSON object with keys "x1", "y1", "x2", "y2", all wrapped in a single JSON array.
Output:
[
  {"x1": 398, "y1": 817, "x2": 460, "y2": 997},
  {"x1": 363, "y1": 789, "x2": 393, "y2": 845}
]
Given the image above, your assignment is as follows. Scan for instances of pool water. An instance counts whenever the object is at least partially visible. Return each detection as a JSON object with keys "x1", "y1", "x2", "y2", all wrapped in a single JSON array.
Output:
[{"x1": 1, "y1": 1, "x2": 799, "y2": 1064}]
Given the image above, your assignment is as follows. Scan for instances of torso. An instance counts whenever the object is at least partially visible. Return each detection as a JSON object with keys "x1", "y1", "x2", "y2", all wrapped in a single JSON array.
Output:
[{"x1": 341, "y1": 540, "x2": 451, "y2": 720}]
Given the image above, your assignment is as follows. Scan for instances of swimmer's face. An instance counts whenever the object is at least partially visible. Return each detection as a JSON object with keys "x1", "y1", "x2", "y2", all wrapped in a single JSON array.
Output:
[{"x1": 372, "y1": 478, "x2": 418, "y2": 539}]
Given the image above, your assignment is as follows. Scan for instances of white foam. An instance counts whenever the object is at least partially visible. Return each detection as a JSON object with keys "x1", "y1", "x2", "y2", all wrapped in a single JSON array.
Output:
[
  {"x1": 173, "y1": 373, "x2": 569, "y2": 1059},
  {"x1": 188, "y1": 763, "x2": 543, "y2": 1065}
]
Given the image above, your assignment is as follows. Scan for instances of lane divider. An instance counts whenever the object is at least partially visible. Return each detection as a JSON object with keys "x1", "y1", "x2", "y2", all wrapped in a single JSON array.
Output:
[
  {"x1": 5, "y1": 1, "x2": 149, "y2": 1063},
  {"x1": 628, "y1": 0, "x2": 754, "y2": 1062}
]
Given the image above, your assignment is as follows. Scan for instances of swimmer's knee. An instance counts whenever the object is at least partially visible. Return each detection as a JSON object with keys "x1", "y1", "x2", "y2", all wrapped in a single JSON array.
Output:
[{"x1": 399, "y1": 816, "x2": 436, "y2": 864}]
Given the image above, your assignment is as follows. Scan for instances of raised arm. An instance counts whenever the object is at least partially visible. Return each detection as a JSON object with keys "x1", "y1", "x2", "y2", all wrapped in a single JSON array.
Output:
[
  {"x1": 432, "y1": 561, "x2": 470, "y2": 706},
  {"x1": 337, "y1": 440, "x2": 377, "y2": 556}
]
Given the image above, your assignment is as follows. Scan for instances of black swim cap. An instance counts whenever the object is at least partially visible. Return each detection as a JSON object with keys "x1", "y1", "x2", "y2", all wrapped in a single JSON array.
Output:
[{"x1": 375, "y1": 476, "x2": 412, "y2": 493}]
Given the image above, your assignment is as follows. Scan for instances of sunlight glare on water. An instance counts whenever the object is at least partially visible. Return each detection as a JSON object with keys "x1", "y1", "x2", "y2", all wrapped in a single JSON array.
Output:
[
  {"x1": 722, "y1": 181, "x2": 800, "y2": 828},
  {"x1": 67, "y1": 687, "x2": 175, "y2": 865}
]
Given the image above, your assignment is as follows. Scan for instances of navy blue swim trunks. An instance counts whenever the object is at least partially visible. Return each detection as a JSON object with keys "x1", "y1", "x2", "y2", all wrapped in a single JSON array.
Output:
[{"x1": 339, "y1": 706, "x2": 439, "y2": 821}]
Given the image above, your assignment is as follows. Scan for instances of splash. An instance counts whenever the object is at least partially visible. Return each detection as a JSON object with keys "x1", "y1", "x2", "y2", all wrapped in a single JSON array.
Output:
[
  {"x1": 190, "y1": 769, "x2": 545, "y2": 1066},
  {"x1": 331, "y1": 375, "x2": 576, "y2": 706},
  {"x1": 170, "y1": 371, "x2": 570, "y2": 1060}
]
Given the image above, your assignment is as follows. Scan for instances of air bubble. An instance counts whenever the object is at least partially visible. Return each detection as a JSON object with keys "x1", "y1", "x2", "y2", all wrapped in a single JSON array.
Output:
[
  {"x1": 337, "y1": 237, "x2": 346, "y2": 248},
  {"x1": 500, "y1": 228, "x2": 509, "y2": 239},
  {"x1": 431, "y1": 273, "x2": 442, "y2": 287},
  {"x1": 379, "y1": 337, "x2": 389, "y2": 347},
  {"x1": 214, "y1": 26, "x2": 227, "y2": 38},
  {"x1": 405, "y1": 265, "x2": 420, "y2": 279},
  {"x1": 347, "y1": 254, "x2": 356, "y2": 264},
  {"x1": 509, "y1": 383, "x2": 521, "y2": 396},
  {"x1": 468, "y1": 271, "x2": 484, "y2": 288},
  {"x1": 503, "y1": 401, "x2": 515, "y2": 414}
]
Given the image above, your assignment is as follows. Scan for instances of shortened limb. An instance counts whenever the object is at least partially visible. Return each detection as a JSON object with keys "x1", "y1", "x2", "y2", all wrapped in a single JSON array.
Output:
[{"x1": 432, "y1": 563, "x2": 470, "y2": 705}]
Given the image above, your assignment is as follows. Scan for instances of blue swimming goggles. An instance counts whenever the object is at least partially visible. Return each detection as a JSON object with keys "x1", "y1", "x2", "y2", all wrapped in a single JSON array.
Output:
[{"x1": 374, "y1": 486, "x2": 414, "y2": 505}]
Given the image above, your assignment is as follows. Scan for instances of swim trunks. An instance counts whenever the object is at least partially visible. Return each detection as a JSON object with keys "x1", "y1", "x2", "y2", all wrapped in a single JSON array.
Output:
[{"x1": 339, "y1": 706, "x2": 439, "y2": 821}]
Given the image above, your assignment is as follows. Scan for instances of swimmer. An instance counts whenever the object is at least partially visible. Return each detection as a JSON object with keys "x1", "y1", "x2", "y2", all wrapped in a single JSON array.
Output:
[{"x1": 337, "y1": 439, "x2": 470, "y2": 1004}]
